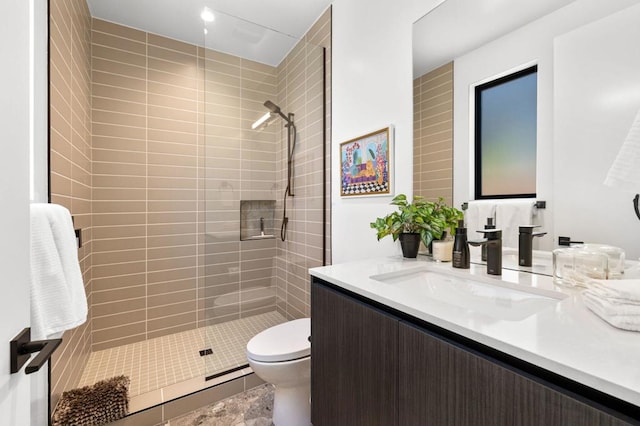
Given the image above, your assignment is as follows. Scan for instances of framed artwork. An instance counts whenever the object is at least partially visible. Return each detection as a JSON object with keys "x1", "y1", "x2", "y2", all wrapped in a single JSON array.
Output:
[{"x1": 340, "y1": 126, "x2": 393, "y2": 197}]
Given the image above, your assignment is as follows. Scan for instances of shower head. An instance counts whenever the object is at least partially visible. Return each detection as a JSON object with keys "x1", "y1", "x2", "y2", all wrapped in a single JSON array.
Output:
[
  {"x1": 263, "y1": 100, "x2": 291, "y2": 125},
  {"x1": 264, "y1": 100, "x2": 281, "y2": 114}
]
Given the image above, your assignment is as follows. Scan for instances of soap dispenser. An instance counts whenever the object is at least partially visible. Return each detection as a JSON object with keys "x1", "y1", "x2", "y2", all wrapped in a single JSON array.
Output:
[
  {"x1": 452, "y1": 219, "x2": 470, "y2": 269},
  {"x1": 481, "y1": 217, "x2": 495, "y2": 262}
]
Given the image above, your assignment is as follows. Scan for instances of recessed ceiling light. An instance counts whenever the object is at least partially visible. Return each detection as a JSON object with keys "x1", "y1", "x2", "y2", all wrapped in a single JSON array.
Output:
[{"x1": 200, "y1": 7, "x2": 215, "y2": 23}]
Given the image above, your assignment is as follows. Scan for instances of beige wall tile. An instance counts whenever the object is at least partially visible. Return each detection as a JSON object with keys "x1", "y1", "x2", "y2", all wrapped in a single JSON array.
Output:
[
  {"x1": 92, "y1": 84, "x2": 146, "y2": 104},
  {"x1": 148, "y1": 278, "x2": 196, "y2": 296},
  {"x1": 147, "y1": 267, "x2": 197, "y2": 285},
  {"x1": 92, "y1": 272, "x2": 146, "y2": 292},
  {"x1": 91, "y1": 30, "x2": 146, "y2": 54},
  {"x1": 92, "y1": 322, "x2": 146, "y2": 344},
  {"x1": 93, "y1": 309, "x2": 146, "y2": 330},
  {"x1": 414, "y1": 62, "x2": 453, "y2": 203},
  {"x1": 92, "y1": 18, "x2": 146, "y2": 42},
  {"x1": 147, "y1": 312, "x2": 196, "y2": 332},
  {"x1": 93, "y1": 261, "x2": 147, "y2": 279},
  {"x1": 92, "y1": 45, "x2": 146, "y2": 68},
  {"x1": 92, "y1": 213, "x2": 146, "y2": 227},
  {"x1": 92, "y1": 298, "x2": 146, "y2": 317}
]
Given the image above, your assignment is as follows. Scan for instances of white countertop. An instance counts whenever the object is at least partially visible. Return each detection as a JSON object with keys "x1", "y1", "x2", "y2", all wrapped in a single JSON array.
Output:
[{"x1": 309, "y1": 256, "x2": 640, "y2": 407}]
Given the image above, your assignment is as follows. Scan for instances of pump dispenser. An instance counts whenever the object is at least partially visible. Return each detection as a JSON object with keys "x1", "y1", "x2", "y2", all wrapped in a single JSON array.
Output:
[
  {"x1": 452, "y1": 219, "x2": 470, "y2": 269},
  {"x1": 481, "y1": 217, "x2": 495, "y2": 262}
]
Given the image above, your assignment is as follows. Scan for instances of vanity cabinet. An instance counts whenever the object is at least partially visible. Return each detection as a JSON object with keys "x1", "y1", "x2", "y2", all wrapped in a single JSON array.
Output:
[
  {"x1": 311, "y1": 280, "x2": 398, "y2": 426},
  {"x1": 311, "y1": 279, "x2": 635, "y2": 426},
  {"x1": 399, "y1": 322, "x2": 628, "y2": 425}
]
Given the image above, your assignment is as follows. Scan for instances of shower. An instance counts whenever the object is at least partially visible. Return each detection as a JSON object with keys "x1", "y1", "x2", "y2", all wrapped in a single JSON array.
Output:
[{"x1": 257, "y1": 100, "x2": 297, "y2": 241}]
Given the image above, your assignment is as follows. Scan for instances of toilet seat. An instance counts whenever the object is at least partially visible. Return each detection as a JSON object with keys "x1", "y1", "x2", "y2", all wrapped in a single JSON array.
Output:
[{"x1": 247, "y1": 318, "x2": 310, "y2": 362}]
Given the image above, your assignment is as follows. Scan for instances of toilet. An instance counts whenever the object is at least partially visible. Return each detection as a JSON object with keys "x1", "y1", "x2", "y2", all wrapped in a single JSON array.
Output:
[{"x1": 246, "y1": 318, "x2": 311, "y2": 426}]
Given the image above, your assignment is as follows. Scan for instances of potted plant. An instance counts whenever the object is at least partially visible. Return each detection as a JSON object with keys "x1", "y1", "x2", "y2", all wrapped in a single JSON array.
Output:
[
  {"x1": 432, "y1": 197, "x2": 464, "y2": 241},
  {"x1": 370, "y1": 194, "x2": 462, "y2": 258}
]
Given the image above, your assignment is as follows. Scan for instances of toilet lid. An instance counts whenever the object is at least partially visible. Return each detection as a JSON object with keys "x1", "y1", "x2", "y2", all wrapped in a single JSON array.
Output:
[{"x1": 246, "y1": 318, "x2": 310, "y2": 362}]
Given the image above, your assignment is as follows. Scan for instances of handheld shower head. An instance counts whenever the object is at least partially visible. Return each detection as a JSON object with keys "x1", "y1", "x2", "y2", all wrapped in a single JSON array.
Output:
[
  {"x1": 264, "y1": 100, "x2": 280, "y2": 114},
  {"x1": 263, "y1": 100, "x2": 291, "y2": 124}
]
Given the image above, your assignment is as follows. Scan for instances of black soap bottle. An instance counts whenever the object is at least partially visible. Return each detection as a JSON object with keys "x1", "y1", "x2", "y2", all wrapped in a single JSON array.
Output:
[
  {"x1": 481, "y1": 217, "x2": 495, "y2": 262},
  {"x1": 452, "y1": 219, "x2": 470, "y2": 269}
]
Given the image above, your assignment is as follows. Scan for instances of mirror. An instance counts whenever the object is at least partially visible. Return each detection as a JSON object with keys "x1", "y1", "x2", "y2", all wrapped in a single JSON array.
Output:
[{"x1": 413, "y1": 0, "x2": 640, "y2": 263}]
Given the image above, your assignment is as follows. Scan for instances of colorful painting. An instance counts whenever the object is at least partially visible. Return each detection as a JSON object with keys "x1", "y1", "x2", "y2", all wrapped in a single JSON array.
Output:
[{"x1": 340, "y1": 127, "x2": 392, "y2": 197}]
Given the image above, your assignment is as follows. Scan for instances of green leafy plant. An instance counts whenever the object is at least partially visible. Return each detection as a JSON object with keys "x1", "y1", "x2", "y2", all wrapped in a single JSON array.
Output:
[
  {"x1": 369, "y1": 194, "x2": 463, "y2": 247},
  {"x1": 434, "y1": 197, "x2": 464, "y2": 238}
]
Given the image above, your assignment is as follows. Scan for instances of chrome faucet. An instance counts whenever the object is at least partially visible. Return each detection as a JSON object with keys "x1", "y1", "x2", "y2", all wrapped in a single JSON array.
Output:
[
  {"x1": 468, "y1": 229, "x2": 502, "y2": 275},
  {"x1": 518, "y1": 225, "x2": 546, "y2": 267}
]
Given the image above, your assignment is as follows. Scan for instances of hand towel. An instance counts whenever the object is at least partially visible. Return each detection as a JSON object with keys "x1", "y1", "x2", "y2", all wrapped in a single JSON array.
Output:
[
  {"x1": 583, "y1": 293, "x2": 640, "y2": 332},
  {"x1": 586, "y1": 279, "x2": 640, "y2": 302},
  {"x1": 30, "y1": 204, "x2": 87, "y2": 340},
  {"x1": 583, "y1": 291, "x2": 640, "y2": 316},
  {"x1": 495, "y1": 200, "x2": 534, "y2": 249},
  {"x1": 465, "y1": 200, "x2": 496, "y2": 237}
]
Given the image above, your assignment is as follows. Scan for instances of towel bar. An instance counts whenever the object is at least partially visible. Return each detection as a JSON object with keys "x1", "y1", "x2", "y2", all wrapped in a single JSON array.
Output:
[
  {"x1": 461, "y1": 200, "x2": 547, "y2": 211},
  {"x1": 10, "y1": 328, "x2": 62, "y2": 374},
  {"x1": 71, "y1": 216, "x2": 82, "y2": 248}
]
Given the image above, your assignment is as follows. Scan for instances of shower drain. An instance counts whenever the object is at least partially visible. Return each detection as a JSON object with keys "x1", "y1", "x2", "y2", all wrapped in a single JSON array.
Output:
[{"x1": 199, "y1": 348, "x2": 213, "y2": 356}]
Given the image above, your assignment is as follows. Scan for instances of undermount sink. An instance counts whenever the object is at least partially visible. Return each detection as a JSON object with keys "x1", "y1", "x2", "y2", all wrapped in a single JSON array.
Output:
[{"x1": 370, "y1": 266, "x2": 566, "y2": 322}]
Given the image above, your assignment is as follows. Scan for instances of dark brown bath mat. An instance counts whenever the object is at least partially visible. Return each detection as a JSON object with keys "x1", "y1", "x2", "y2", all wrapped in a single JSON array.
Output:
[{"x1": 52, "y1": 375, "x2": 130, "y2": 426}]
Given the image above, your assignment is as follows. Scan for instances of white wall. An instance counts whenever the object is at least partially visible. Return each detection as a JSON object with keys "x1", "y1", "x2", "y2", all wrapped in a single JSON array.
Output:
[
  {"x1": 0, "y1": 0, "x2": 33, "y2": 424},
  {"x1": 452, "y1": 0, "x2": 639, "y2": 252},
  {"x1": 554, "y1": 3, "x2": 640, "y2": 259},
  {"x1": 331, "y1": 0, "x2": 443, "y2": 262}
]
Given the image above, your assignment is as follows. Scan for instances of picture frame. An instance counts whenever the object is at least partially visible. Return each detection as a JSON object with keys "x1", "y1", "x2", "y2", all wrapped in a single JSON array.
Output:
[{"x1": 340, "y1": 126, "x2": 393, "y2": 197}]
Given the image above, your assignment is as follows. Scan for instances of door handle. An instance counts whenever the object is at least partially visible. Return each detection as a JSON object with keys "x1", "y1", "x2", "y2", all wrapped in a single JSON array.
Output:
[{"x1": 10, "y1": 328, "x2": 62, "y2": 374}]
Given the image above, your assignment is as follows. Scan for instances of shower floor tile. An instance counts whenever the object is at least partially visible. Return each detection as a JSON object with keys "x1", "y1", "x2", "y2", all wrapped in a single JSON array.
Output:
[{"x1": 78, "y1": 311, "x2": 287, "y2": 397}]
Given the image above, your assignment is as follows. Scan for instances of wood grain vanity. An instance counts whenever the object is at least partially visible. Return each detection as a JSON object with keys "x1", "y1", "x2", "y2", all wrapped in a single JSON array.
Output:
[{"x1": 310, "y1": 270, "x2": 640, "y2": 425}]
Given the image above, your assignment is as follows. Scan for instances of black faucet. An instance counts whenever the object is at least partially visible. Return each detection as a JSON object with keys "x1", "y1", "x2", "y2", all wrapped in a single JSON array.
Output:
[
  {"x1": 468, "y1": 229, "x2": 502, "y2": 275},
  {"x1": 518, "y1": 225, "x2": 547, "y2": 267},
  {"x1": 481, "y1": 217, "x2": 495, "y2": 262}
]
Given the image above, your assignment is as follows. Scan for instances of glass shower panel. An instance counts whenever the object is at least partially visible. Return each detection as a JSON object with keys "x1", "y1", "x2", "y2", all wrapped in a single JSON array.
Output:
[{"x1": 201, "y1": 10, "x2": 324, "y2": 380}]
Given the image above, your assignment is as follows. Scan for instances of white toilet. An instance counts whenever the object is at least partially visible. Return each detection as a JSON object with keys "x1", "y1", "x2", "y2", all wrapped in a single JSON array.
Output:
[{"x1": 246, "y1": 318, "x2": 311, "y2": 426}]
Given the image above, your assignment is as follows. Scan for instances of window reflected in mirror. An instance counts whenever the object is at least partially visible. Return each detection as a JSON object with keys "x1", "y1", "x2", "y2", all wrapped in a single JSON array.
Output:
[{"x1": 474, "y1": 65, "x2": 537, "y2": 199}]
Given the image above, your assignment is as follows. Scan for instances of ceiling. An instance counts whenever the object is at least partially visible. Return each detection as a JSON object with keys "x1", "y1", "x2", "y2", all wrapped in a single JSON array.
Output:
[
  {"x1": 413, "y1": 0, "x2": 577, "y2": 77},
  {"x1": 86, "y1": 0, "x2": 332, "y2": 66}
]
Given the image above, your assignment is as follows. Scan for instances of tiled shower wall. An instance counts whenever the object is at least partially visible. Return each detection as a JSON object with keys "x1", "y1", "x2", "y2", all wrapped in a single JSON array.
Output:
[
  {"x1": 48, "y1": 0, "x2": 93, "y2": 409},
  {"x1": 90, "y1": 19, "x2": 284, "y2": 351},
  {"x1": 413, "y1": 62, "x2": 454, "y2": 205},
  {"x1": 275, "y1": 8, "x2": 332, "y2": 319}
]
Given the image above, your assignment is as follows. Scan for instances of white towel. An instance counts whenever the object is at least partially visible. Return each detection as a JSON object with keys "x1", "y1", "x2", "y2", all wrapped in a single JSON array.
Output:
[
  {"x1": 583, "y1": 291, "x2": 640, "y2": 316},
  {"x1": 495, "y1": 200, "x2": 534, "y2": 249},
  {"x1": 604, "y1": 109, "x2": 640, "y2": 191},
  {"x1": 582, "y1": 279, "x2": 640, "y2": 331},
  {"x1": 586, "y1": 279, "x2": 640, "y2": 303},
  {"x1": 465, "y1": 200, "x2": 496, "y2": 237},
  {"x1": 583, "y1": 293, "x2": 640, "y2": 332},
  {"x1": 30, "y1": 204, "x2": 87, "y2": 340}
]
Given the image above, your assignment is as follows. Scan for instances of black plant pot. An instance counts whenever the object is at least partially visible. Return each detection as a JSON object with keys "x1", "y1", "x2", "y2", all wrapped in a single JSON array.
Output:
[{"x1": 399, "y1": 233, "x2": 421, "y2": 258}]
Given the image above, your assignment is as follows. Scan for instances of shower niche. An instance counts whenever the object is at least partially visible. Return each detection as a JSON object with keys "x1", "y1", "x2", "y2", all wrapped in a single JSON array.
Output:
[{"x1": 240, "y1": 200, "x2": 276, "y2": 241}]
